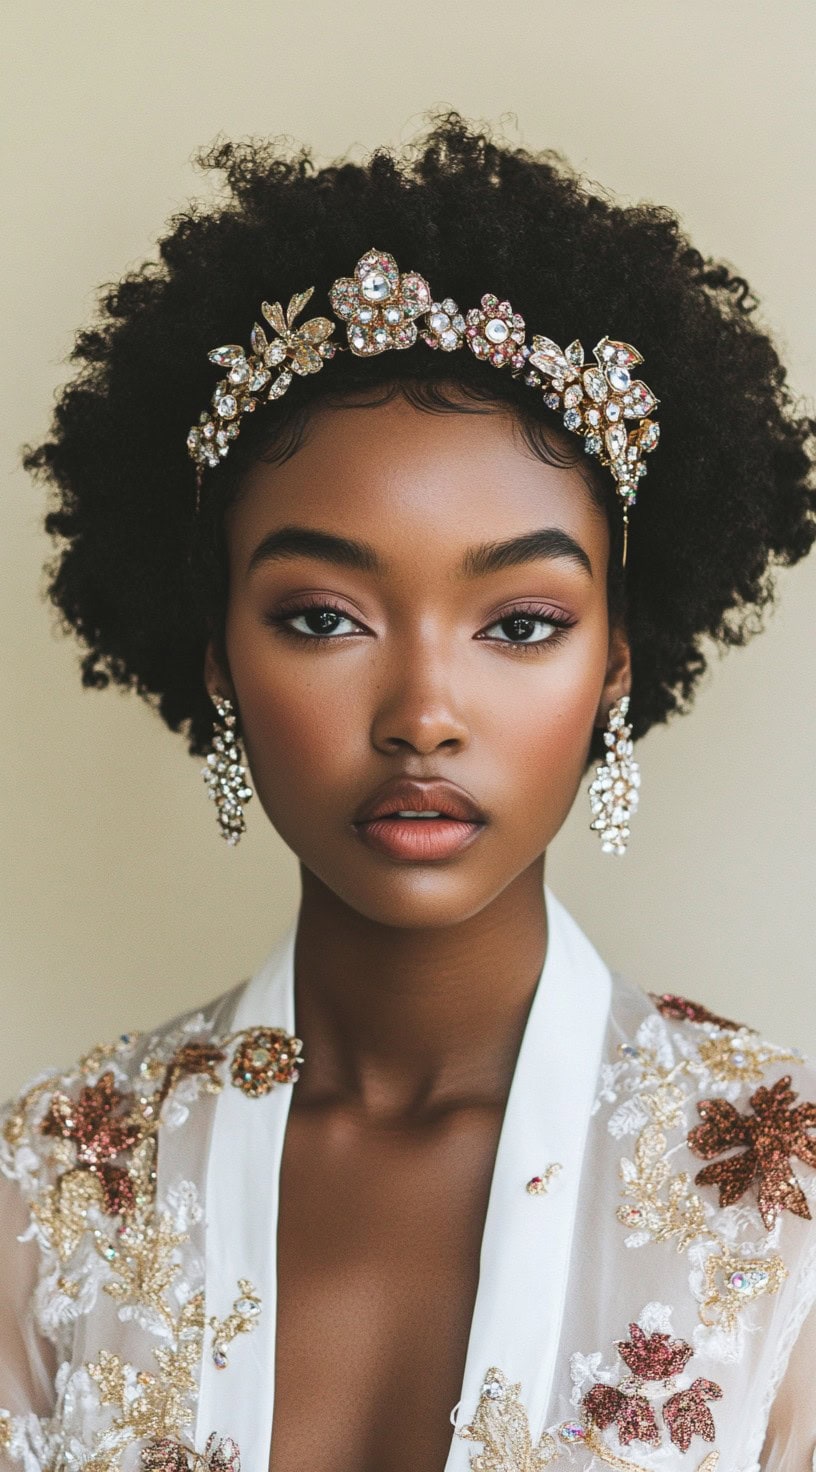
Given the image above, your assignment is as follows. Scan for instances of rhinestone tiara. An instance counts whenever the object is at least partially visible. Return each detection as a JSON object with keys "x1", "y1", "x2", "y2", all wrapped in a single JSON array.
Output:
[{"x1": 187, "y1": 247, "x2": 660, "y2": 560}]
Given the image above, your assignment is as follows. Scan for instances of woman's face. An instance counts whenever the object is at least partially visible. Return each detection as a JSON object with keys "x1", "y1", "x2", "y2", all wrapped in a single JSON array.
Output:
[{"x1": 207, "y1": 390, "x2": 630, "y2": 928}]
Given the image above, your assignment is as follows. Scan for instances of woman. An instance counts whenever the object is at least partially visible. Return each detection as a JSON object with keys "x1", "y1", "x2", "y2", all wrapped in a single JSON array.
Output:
[{"x1": 1, "y1": 116, "x2": 814, "y2": 1471}]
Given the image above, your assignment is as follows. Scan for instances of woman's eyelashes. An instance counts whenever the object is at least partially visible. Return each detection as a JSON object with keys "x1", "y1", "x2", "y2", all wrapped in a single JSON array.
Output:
[{"x1": 265, "y1": 597, "x2": 576, "y2": 652}]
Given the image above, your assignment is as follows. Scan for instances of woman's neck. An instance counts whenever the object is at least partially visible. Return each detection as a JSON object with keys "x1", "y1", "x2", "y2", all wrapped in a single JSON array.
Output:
[{"x1": 291, "y1": 859, "x2": 548, "y2": 1118}]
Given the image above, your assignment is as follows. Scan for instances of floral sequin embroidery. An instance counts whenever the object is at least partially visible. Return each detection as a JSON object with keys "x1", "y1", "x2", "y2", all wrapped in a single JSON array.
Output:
[
  {"x1": 688, "y1": 1074, "x2": 816, "y2": 1228},
  {"x1": 0, "y1": 1015, "x2": 302, "y2": 1471},
  {"x1": 461, "y1": 1308, "x2": 724, "y2": 1471}
]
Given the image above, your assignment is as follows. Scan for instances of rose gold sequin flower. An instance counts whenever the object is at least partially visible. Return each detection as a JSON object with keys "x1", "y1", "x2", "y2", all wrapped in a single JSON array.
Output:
[
  {"x1": 230, "y1": 1028, "x2": 304, "y2": 1098},
  {"x1": 582, "y1": 1385, "x2": 659, "y2": 1447},
  {"x1": 140, "y1": 1438, "x2": 193, "y2": 1472},
  {"x1": 663, "y1": 1379, "x2": 722, "y2": 1452},
  {"x1": 329, "y1": 248, "x2": 431, "y2": 356},
  {"x1": 688, "y1": 1074, "x2": 816, "y2": 1229},
  {"x1": 649, "y1": 992, "x2": 745, "y2": 1031},
  {"x1": 42, "y1": 1071, "x2": 141, "y2": 1214},
  {"x1": 616, "y1": 1321, "x2": 693, "y2": 1380},
  {"x1": 465, "y1": 294, "x2": 527, "y2": 369},
  {"x1": 203, "y1": 1434, "x2": 241, "y2": 1472}
]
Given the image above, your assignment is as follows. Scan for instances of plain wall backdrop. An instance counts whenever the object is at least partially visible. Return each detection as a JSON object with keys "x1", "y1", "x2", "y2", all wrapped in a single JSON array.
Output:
[{"x1": 2, "y1": 0, "x2": 815, "y2": 1095}]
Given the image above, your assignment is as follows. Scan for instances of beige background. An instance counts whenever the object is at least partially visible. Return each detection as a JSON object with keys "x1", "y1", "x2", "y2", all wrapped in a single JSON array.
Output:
[{"x1": 2, "y1": 1, "x2": 814, "y2": 1096}]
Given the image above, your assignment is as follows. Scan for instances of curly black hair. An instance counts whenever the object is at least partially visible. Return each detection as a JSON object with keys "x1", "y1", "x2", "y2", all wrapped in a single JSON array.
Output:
[{"x1": 24, "y1": 112, "x2": 816, "y2": 761}]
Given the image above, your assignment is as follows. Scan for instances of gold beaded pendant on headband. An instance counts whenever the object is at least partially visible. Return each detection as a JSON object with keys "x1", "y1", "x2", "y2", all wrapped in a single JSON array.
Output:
[{"x1": 187, "y1": 248, "x2": 660, "y2": 563}]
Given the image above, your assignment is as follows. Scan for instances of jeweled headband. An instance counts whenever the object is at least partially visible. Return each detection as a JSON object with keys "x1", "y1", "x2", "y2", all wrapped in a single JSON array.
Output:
[{"x1": 186, "y1": 248, "x2": 660, "y2": 564}]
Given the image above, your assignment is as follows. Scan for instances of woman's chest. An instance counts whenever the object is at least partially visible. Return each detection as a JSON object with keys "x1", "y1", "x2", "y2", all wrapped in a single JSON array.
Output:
[{"x1": 268, "y1": 1103, "x2": 504, "y2": 1472}]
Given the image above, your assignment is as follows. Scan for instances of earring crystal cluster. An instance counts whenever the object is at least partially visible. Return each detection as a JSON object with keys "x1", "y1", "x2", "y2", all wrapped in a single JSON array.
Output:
[
  {"x1": 588, "y1": 696, "x2": 640, "y2": 855},
  {"x1": 202, "y1": 696, "x2": 253, "y2": 845}
]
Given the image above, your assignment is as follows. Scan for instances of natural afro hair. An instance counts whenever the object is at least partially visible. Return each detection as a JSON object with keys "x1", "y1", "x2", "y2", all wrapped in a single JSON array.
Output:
[{"x1": 24, "y1": 112, "x2": 816, "y2": 759}]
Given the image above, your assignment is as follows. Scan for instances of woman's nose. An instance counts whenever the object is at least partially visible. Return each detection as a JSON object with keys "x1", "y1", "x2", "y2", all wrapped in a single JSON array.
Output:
[{"x1": 369, "y1": 639, "x2": 471, "y2": 756}]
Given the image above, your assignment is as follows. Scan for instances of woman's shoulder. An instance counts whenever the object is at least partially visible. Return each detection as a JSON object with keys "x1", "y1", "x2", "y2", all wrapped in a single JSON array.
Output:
[{"x1": 0, "y1": 974, "x2": 296, "y2": 1201}]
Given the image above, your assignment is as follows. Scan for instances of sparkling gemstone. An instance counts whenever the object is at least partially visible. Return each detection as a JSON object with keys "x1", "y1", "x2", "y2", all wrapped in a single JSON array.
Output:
[
  {"x1": 440, "y1": 329, "x2": 459, "y2": 350},
  {"x1": 235, "y1": 1296, "x2": 261, "y2": 1317},
  {"x1": 430, "y1": 311, "x2": 451, "y2": 333},
  {"x1": 251, "y1": 1047, "x2": 271, "y2": 1068},
  {"x1": 228, "y1": 360, "x2": 250, "y2": 386},
  {"x1": 605, "y1": 402, "x2": 621, "y2": 421},
  {"x1": 212, "y1": 1350, "x2": 228, "y2": 1369},
  {"x1": 485, "y1": 317, "x2": 510, "y2": 344},
  {"x1": 564, "y1": 384, "x2": 582, "y2": 408},
  {"x1": 559, "y1": 1422, "x2": 586, "y2": 1443},
  {"x1": 544, "y1": 392, "x2": 560, "y2": 410},
  {"x1": 384, "y1": 306, "x2": 402, "y2": 325},
  {"x1": 187, "y1": 430, "x2": 200, "y2": 451},
  {"x1": 217, "y1": 395, "x2": 237, "y2": 419},
  {"x1": 583, "y1": 368, "x2": 608, "y2": 403},
  {"x1": 360, "y1": 270, "x2": 391, "y2": 303},
  {"x1": 585, "y1": 434, "x2": 602, "y2": 455},
  {"x1": 357, "y1": 307, "x2": 373, "y2": 324},
  {"x1": 350, "y1": 327, "x2": 367, "y2": 349},
  {"x1": 266, "y1": 341, "x2": 287, "y2": 366},
  {"x1": 481, "y1": 1379, "x2": 504, "y2": 1400},
  {"x1": 606, "y1": 425, "x2": 627, "y2": 458},
  {"x1": 563, "y1": 408, "x2": 582, "y2": 430},
  {"x1": 641, "y1": 422, "x2": 660, "y2": 451},
  {"x1": 442, "y1": 297, "x2": 458, "y2": 315},
  {"x1": 607, "y1": 364, "x2": 631, "y2": 391}
]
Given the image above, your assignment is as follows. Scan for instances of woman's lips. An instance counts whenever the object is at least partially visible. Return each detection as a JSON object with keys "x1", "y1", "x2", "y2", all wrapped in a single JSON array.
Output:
[{"x1": 353, "y1": 814, "x2": 486, "y2": 862}]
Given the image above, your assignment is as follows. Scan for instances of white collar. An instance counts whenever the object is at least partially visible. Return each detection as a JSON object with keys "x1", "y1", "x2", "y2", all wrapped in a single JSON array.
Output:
[{"x1": 196, "y1": 885, "x2": 612, "y2": 1471}]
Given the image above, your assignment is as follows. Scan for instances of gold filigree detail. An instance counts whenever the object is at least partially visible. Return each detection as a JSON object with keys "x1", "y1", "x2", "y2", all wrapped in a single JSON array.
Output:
[
  {"x1": 618, "y1": 1119, "x2": 707, "y2": 1251},
  {"x1": 208, "y1": 1279, "x2": 262, "y2": 1368},
  {"x1": 458, "y1": 1368, "x2": 559, "y2": 1468},
  {"x1": 699, "y1": 1247, "x2": 787, "y2": 1331},
  {"x1": 0, "y1": 1412, "x2": 11, "y2": 1451},
  {"x1": 102, "y1": 1212, "x2": 189, "y2": 1331},
  {"x1": 696, "y1": 1033, "x2": 799, "y2": 1087},
  {"x1": 584, "y1": 1425, "x2": 719, "y2": 1472},
  {"x1": 89, "y1": 1290, "x2": 204, "y2": 1446}
]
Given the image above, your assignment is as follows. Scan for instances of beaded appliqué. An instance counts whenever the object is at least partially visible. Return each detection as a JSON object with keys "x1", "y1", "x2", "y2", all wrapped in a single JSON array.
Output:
[
  {"x1": 461, "y1": 1308, "x2": 723, "y2": 1471},
  {"x1": 597, "y1": 997, "x2": 809, "y2": 1349},
  {"x1": 0, "y1": 1016, "x2": 302, "y2": 1471}
]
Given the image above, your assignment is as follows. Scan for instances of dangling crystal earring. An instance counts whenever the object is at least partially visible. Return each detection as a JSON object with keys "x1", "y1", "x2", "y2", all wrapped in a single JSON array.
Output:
[
  {"x1": 202, "y1": 695, "x2": 253, "y2": 845},
  {"x1": 588, "y1": 695, "x2": 640, "y2": 856}
]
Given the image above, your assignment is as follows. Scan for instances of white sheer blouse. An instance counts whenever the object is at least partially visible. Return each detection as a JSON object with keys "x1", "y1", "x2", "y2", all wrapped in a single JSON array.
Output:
[{"x1": 1, "y1": 889, "x2": 814, "y2": 1472}]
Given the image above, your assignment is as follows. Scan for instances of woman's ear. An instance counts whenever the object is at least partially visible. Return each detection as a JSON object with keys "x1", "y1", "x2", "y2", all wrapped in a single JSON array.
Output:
[
  {"x1": 203, "y1": 638, "x2": 235, "y2": 707},
  {"x1": 595, "y1": 622, "x2": 632, "y2": 729}
]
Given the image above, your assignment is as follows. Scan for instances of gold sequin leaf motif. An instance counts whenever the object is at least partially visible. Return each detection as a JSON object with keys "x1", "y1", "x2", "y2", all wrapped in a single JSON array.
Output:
[{"x1": 688, "y1": 1073, "x2": 816, "y2": 1229}]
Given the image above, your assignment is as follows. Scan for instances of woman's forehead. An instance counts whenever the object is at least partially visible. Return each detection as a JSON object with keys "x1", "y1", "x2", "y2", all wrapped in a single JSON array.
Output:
[{"x1": 228, "y1": 394, "x2": 609, "y2": 570}]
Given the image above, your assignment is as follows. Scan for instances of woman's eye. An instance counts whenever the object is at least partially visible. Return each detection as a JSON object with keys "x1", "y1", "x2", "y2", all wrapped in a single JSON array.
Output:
[
  {"x1": 481, "y1": 611, "x2": 569, "y2": 646},
  {"x1": 280, "y1": 606, "x2": 360, "y2": 639}
]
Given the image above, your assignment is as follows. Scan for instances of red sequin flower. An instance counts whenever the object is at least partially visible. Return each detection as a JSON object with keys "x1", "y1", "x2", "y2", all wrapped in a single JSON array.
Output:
[
  {"x1": 230, "y1": 1028, "x2": 303, "y2": 1098},
  {"x1": 204, "y1": 1435, "x2": 241, "y2": 1472},
  {"x1": 688, "y1": 1074, "x2": 816, "y2": 1229},
  {"x1": 140, "y1": 1439, "x2": 193, "y2": 1472},
  {"x1": 663, "y1": 1379, "x2": 722, "y2": 1452},
  {"x1": 650, "y1": 992, "x2": 745, "y2": 1031},
  {"x1": 582, "y1": 1385, "x2": 659, "y2": 1446},
  {"x1": 616, "y1": 1322, "x2": 693, "y2": 1381},
  {"x1": 159, "y1": 1043, "x2": 227, "y2": 1106},
  {"x1": 42, "y1": 1071, "x2": 141, "y2": 1214}
]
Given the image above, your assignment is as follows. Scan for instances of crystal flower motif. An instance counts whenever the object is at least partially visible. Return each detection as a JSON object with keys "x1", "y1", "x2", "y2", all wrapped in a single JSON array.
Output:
[
  {"x1": 329, "y1": 248, "x2": 432, "y2": 356},
  {"x1": 230, "y1": 1028, "x2": 304, "y2": 1098},
  {"x1": 526, "y1": 335, "x2": 659, "y2": 508},
  {"x1": 187, "y1": 290, "x2": 336, "y2": 471},
  {"x1": 688, "y1": 1073, "x2": 816, "y2": 1228},
  {"x1": 465, "y1": 294, "x2": 527, "y2": 369},
  {"x1": 421, "y1": 297, "x2": 467, "y2": 352}
]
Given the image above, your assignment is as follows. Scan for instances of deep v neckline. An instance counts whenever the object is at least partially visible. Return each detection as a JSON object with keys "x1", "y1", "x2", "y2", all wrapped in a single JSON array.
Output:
[{"x1": 195, "y1": 888, "x2": 612, "y2": 1472}]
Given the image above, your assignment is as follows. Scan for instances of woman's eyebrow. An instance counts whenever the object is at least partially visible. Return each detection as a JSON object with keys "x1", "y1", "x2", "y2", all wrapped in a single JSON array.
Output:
[{"x1": 246, "y1": 524, "x2": 592, "y2": 579}]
